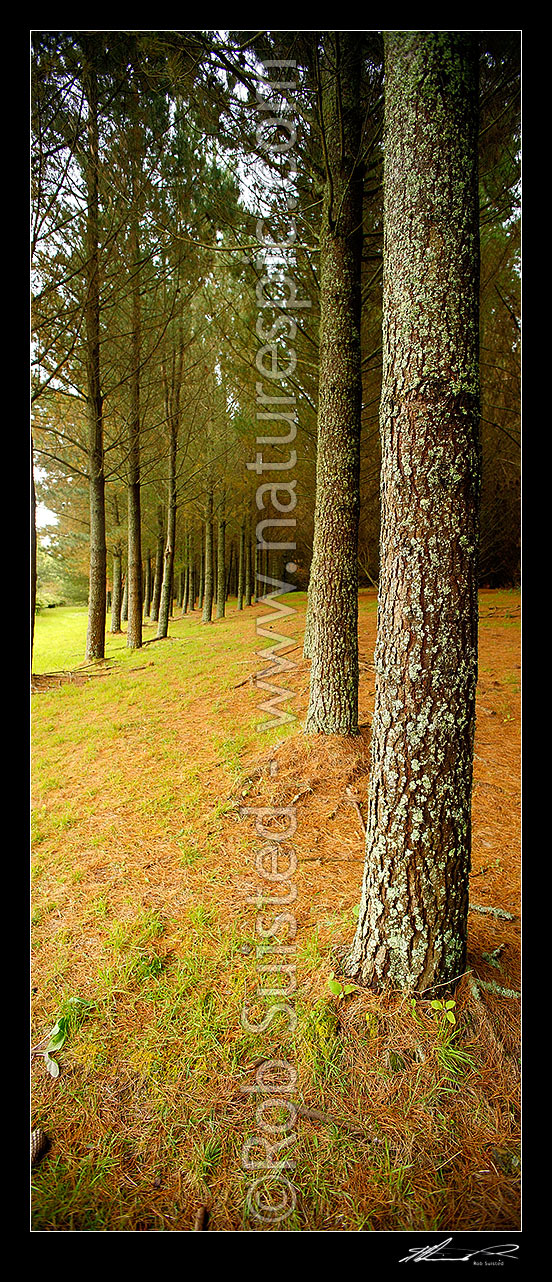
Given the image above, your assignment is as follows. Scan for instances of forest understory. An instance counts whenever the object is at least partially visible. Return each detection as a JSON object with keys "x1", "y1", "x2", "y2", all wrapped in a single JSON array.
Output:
[{"x1": 30, "y1": 588, "x2": 520, "y2": 1232}]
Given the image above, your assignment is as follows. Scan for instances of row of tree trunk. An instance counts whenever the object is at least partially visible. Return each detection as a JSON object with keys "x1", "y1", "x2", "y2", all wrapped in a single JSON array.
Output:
[
  {"x1": 304, "y1": 32, "x2": 482, "y2": 994},
  {"x1": 107, "y1": 520, "x2": 278, "y2": 636},
  {"x1": 77, "y1": 30, "x2": 486, "y2": 996}
]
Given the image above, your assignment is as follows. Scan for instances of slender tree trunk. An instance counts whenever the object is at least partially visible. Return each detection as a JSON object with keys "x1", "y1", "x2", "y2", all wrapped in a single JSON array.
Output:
[
  {"x1": 237, "y1": 520, "x2": 245, "y2": 611},
  {"x1": 126, "y1": 71, "x2": 143, "y2": 650},
  {"x1": 245, "y1": 521, "x2": 252, "y2": 607},
  {"x1": 226, "y1": 541, "x2": 234, "y2": 601},
  {"x1": 126, "y1": 293, "x2": 142, "y2": 645},
  {"x1": 83, "y1": 37, "x2": 107, "y2": 662},
  {"x1": 150, "y1": 505, "x2": 164, "y2": 622},
  {"x1": 31, "y1": 439, "x2": 37, "y2": 669},
  {"x1": 198, "y1": 524, "x2": 205, "y2": 610},
  {"x1": 216, "y1": 496, "x2": 226, "y2": 619},
  {"x1": 144, "y1": 552, "x2": 152, "y2": 617},
  {"x1": 305, "y1": 33, "x2": 363, "y2": 732},
  {"x1": 127, "y1": 448, "x2": 142, "y2": 648},
  {"x1": 253, "y1": 539, "x2": 259, "y2": 604},
  {"x1": 181, "y1": 531, "x2": 189, "y2": 612},
  {"x1": 157, "y1": 428, "x2": 177, "y2": 639},
  {"x1": 344, "y1": 32, "x2": 481, "y2": 992},
  {"x1": 121, "y1": 573, "x2": 128, "y2": 623},
  {"x1": 111, "y1": 546, "x2": 123, "y2": 632},
  {"x1": 188, "y1": 531, "x2": 195, "y2": 609},
  {"x1": 202, "y1": 493, "x2": 214, "y2": 623}
]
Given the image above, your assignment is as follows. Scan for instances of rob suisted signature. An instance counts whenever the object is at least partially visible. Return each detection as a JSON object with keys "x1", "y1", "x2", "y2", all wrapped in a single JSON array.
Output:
[{"x1": 399, "y1": 1237, "x2": 519, "y2": 1263}]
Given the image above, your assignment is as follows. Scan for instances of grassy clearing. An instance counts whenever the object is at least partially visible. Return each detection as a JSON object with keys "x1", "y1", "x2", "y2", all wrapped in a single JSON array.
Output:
[{"x1": 31, "y1": 591, "x2": 520, "y2": 1232}]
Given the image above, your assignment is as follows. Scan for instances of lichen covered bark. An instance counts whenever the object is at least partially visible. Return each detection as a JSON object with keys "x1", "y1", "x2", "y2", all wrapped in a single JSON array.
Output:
[
  {"x1": 157, "y1": 427, "x2": 177, "y2": 639},
  {"x1": 202, "y1": 492, "x2": 214, "y2": 623},
  {"x1": 150, "y1": 506, "x2": 164, "y2": 623},
  {"x1": 344, "y1": 32, "x2": 481, "y2": 990},
  {"x1": 216, "y1": 503, "x2": 226, "y2": 620},
  {"x1": 83, "y1": 38, "x2": 106, "y2": 662},
  {"x1": 305, "y1": 33, "x2": 363, "y2": 734},
  {"x1": 110, "y1": 547, "x2": 123, "y2": 632}
]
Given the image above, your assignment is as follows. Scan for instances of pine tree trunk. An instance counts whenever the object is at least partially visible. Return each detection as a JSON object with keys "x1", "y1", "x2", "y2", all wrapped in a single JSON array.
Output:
[
  {"x1": 111, "y1": 547, "x2": 123, "y2": 632},
  {"x1": 126, "y1": 249, "x2": 142, "y2": 648},
  {"x1": 216, "y1": 499, "x2": 226, "y2": 619},
  {"x1": 305, "y1": 33, "x2": 363, "y2": 733},
  {"x1": 198, "y1": 525, "x2": 205, "y2": 610},
  {"x1": 83, "y1": 37, "x2": 107, "y2": 662},
  {"x1": 126, "y1": 69, "x2": 143, "y2": 650},
  {"x1": 150, "y1": 506, "x2": 164, "y2": 622},
  {"x1": 237, "y1": 521, "x2": 245, "y2": 611},
  {"x1": 157, "y1": 429, "x2": 177, "y2": 639},
  {"x1": 303, "y1": 585, "x2": 315, "y2": 659},
  {"x1": 188, "y1": 531, "x2": 195, "y2": 609},
  {"x1": 202, "y1": 494, "x2": 214, "y2": 623},
  {"x1": 226, "y1": 541, "x2": 234, "y2": 601},
  {"x1": 127, "y1": 452, "x2": 142, "y2": 648},
  {"x1": 181, "y1": 531, "x2": 189, "y2": 613},
  {"x1": 121, "y1": 573, "x2": 128, "y2": 623},
  {"x1": 245, "y1": 521, "x2": 252, "y2": 607},
  {"x1": 31, "y1": 438, "x2": 37, "y2": 669},
  {"x1": 343, "y1": 32, "x2": 480, "y2": 992},
  {"x1": 144, "y1": 552, "x2": 151, "y2": 617},
  {"x1": 253, "y1": 540, "x2": 259, "y2": 604}
]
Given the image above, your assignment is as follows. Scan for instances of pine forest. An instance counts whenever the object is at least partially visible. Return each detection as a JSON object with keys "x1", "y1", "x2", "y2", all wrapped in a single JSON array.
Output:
[{"x1": 30, "y1": 30, "x2": 521, "y2": 1245}]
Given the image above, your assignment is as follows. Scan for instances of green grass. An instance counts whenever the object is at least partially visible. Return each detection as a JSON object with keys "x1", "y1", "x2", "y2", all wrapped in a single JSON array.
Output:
[{"x1": 33, "y1": 605, "x2": 126, "y2": 673}]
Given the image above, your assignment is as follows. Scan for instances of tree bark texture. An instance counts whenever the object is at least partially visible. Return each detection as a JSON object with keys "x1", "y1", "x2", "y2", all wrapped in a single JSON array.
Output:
[
  {"x1": 157, "y1": 428, "x2": 177, "y2": 639},
  {"x1": 187, "y1": 531, "x2": 195, "y2": 610},
  {"x1": 31, "y1": 438, "x2": 37, "y2": 667},
  {"x1": 245, "y1": 521, "x2": 252, "y2": 607},
  {"x1": 202, "y1": 494, "x2": 214, "y2": 623},
  {"x1": 144, "y1": 552, "x2": 151, "y2": 617},
  {"x1": 110, "y1": 547, "x2": 123, "y2": 632},
  {"x1": 126, "y1": 73, "x2": 143, "y2": 650},
  {"x1": 305, "y1": 33, "x2": 363, "y2": 733},
  {"x1": 150, "y1": 505, "x2": 164, "y2": 622},
  {"x1": 237, "y1": 520, "x2": 245, "y2": 611},
  {"x1": 216, "y1": 501, "x2": 226, "y2": 619},
  {"x1": 198, "y1": 524, "x2": 205, "y2": 610},
  {"x1": 344, "y1": 32, "x2": 481, "y2": 992},
  {"x1": 83, "y1": 38, "x2": 107, "y2": 662}
]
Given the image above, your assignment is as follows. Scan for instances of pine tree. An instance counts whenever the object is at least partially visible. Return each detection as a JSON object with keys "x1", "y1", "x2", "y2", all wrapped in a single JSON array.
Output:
[
  {"x1": 81, "y1": 34, "x2": 107, "y2": 661},
  {"x1": 304, "y1": 33, "x2": 364, "y2": 734},
  {"x1": 344, "y1": 31, "x2": 481, "y2": 992}
]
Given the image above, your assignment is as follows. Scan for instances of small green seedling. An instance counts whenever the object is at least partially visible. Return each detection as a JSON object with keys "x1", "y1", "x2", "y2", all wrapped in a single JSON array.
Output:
[
  {"x1": 327, "y1": 972, "x2": 357, "y2": 1001},
  {"x1": 409, "y1": 996, "x2": 424, "y2": 1025},
  {"x1": 430, "y1": 998, "x2": 456, "y2": 1025}
]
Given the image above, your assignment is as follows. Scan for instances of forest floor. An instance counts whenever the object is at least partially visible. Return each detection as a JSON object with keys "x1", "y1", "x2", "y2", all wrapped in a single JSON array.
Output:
[{"x1": 30, "y1": 589, "x2": 521, "y2": 1233}]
